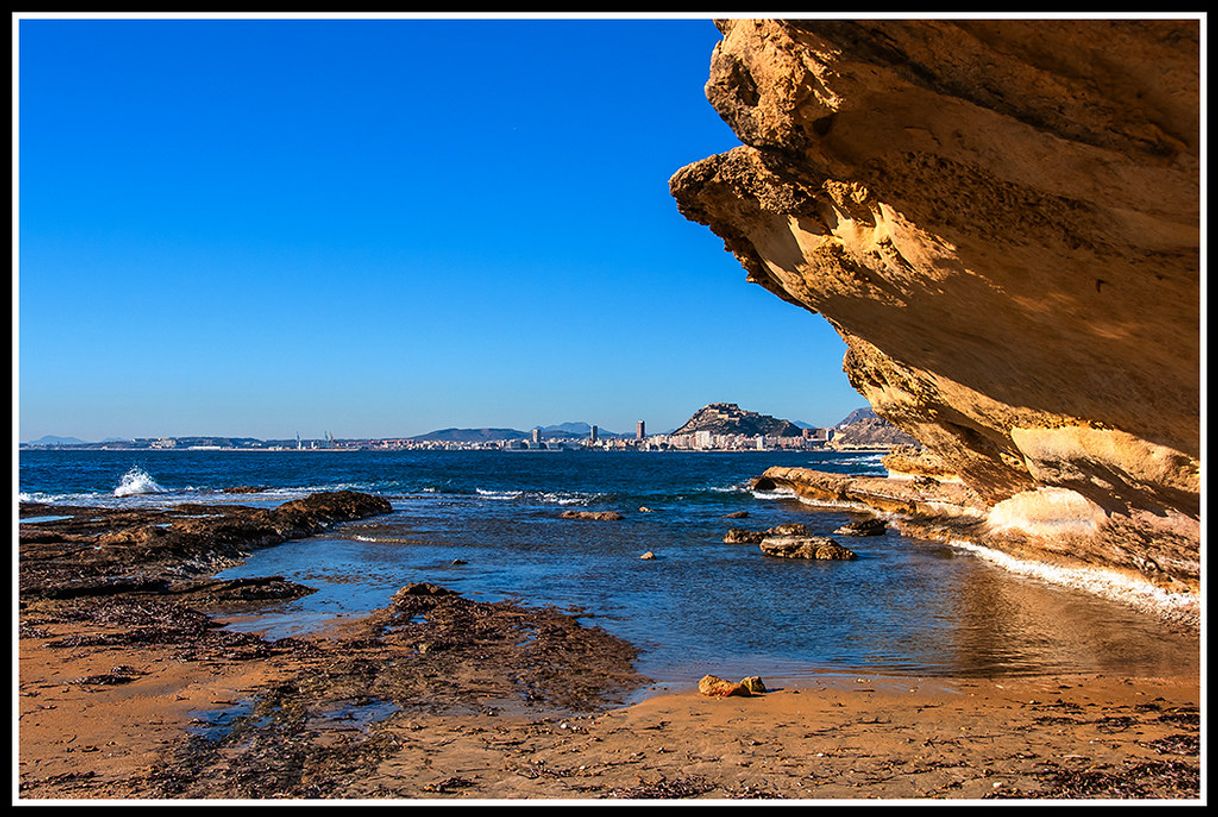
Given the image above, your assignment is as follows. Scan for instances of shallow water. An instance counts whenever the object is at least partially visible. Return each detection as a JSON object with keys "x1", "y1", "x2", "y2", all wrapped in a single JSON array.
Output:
[{"x1": 20, "y1": 449, "x2": 1199, "y2": 683}]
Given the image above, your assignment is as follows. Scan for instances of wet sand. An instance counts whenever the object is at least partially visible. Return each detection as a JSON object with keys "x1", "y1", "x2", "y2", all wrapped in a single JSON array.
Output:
[
  {"x1": 17, "y1": 495, "x2": 1202, "y2": 800},
  {"x1": 20, "y1": 629, "x2": 1200, "y2": 800}
]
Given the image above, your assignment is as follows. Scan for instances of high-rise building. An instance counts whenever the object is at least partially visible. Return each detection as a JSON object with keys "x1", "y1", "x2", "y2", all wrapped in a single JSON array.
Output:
[
  {"x1": 532, "y1": 427, "x2": 542, "y2": 445},
  {"x1": 590, "y1": 425, "x2": 598, "y2": 443},
  {"x1": 636, "y1": 419, "x2": 645, "y2": 441}
]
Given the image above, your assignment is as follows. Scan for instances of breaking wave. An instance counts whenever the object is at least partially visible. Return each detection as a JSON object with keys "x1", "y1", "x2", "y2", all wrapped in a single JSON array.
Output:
[
  {"x1": 474, "y1": 488, "x2": 602, "y2": 506},
  {"x1": 114, "y1": 466, "x2": 165, "y2": 497}
]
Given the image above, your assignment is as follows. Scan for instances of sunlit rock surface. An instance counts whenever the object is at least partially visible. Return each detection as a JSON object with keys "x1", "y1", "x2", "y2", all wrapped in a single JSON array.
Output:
[{"x1": 673, "y1": 20, "x2": 1199, "y2": 589}]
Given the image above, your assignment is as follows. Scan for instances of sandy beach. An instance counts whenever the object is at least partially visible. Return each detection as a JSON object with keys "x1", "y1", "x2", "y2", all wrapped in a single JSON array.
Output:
[{"x1": 19, "y1": 631, "x2": 1200, "y2": 800}]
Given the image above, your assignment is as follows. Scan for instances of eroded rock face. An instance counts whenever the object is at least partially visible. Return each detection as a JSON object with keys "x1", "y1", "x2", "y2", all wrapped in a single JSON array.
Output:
[{"x1": 671, "y1": 20, "x2": 1199, "y2": 586}]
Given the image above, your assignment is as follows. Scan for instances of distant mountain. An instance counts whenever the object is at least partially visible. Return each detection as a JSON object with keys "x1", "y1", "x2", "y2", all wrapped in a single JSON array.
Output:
[
  {"x1": 791, "y1": 420, "x2": 819, "y2": 431},
  {"x1": 540, "y1": 422, "x2": 626, "y2": 438},
  {"x1": 673, "y1": 403, "x2": 802, "y2": 438},
  {"x1": 409, "y1": 427, "x2": 530, "y2": 442},
  {"x1": 831, "y1": 407, "x2": 918, "y2": 448},
  {"x1": 835, "y1": 407, "x2": 877, "y2": 427},
  {"x1": 24, "y1": 435, "x2": 89, "y2": 447}
]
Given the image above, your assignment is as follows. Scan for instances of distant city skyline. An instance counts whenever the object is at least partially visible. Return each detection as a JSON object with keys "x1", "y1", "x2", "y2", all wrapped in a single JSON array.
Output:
[
  {"x1": 21, "y1": 400, "x2": 869, "y2": 445},
  {"x1": 18, "y1": 19, "x2": 866, "y2": 441}
]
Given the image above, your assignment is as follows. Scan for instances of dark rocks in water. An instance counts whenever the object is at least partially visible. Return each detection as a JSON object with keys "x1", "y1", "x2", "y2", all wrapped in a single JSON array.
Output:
[
  {"x1": 721, "y1": 528, "x2": 760, "y2": 545},
  {"x1": 751, "y1": 476, "x2": 777, "y2": 491},
  {"x1": 393, "y1": 583, "x2": 457, "y2": 601},
  {"x1": 767, "y1": 523, "x2": 809, "y2": 537},
  {"x1": 723, "y1": 522, "x2": 810, "y2": 545},
  {"x1": 759, "y1": 535, "x2": 857, "y2": 560},
  {"x1": 450, "y1": 559, "x2": 468, "y2": 566},
  {"x1": 723, "y1": 511, "x2": 750, "y2": 519},
  {"x1": 19, "y1": 491, "x2": 393, "y2": 602},
  {"x1": 559, "y1": 510, "x2": 624, "y2": 521},
  {"x1": 169, "y1": 576, "x2": 316, "y2": 610},
  {"x1": 834, "y1": 517, "x2": 888, "y2": 537},
  {"x1": 223, "y1": 485, "x2": 267, "y2": 494}
]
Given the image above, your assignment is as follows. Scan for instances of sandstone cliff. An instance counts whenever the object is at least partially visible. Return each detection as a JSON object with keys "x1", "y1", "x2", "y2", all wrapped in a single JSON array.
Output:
[{"x1": 671, "y1": 20, "x2": 1199, "y2": 590}]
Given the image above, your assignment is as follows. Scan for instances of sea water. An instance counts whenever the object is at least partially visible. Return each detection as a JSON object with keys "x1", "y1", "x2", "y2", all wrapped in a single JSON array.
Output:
[{"x1": 19, "y1": 449, "x2": 1199, "y2": 684}]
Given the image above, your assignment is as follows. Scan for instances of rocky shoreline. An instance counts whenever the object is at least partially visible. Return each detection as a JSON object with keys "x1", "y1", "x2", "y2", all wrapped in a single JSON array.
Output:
[
  {"x1": 18, "y1": 492, "x2": 645, "y2": 798},
  {"x1": 17, "y1": 490, "x2": 1202, "y2": 799},
  {"x1": 752, "y1": 466, "x2": 1200, "y2": 627}
]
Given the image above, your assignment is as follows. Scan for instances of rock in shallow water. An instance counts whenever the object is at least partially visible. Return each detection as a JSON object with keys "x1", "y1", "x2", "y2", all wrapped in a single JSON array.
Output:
[
  {"x1": 559, "y1": 510, "x2": 624, "y2": 521},
  {"x1": 759, "y1": 535, "x2": 857, "y2": 560},
  {"x1": 723, "y1": 522, "x2": 811, "y2": 544},
  {"x1": 834, "y1": 518, "x2": 888, "y2": 537},
  {"x1": 723, "y1": 527, "x2": 766, "y2": 544}
]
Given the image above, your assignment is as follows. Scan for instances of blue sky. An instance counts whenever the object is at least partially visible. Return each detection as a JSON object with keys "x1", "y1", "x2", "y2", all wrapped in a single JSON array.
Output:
[{"x1": 18, "y1": 18, "x2": 864, "y2": 440}]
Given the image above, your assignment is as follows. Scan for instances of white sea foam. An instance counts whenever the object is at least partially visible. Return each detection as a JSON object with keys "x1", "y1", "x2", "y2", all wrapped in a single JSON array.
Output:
[
  {"x1": 113, "y1": 466, "x2": 166, "y2": 497},
  {"x1": 751, "y1": 487, "x2": 797, "y2": 501},
  {"x1": 476, "y1": 488, "x2": 523, "y2": 500},
  {"x1": 948, "y1": 538, "x2": 1198, "y2": 624},
  {"x1": 473, "y1": 488, "x2": 600, "y2": 506}
]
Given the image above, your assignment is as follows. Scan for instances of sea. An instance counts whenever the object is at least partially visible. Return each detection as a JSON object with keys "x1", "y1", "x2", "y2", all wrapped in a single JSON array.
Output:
[{"x1": 18, "y1": 449, "x2": 1198, "y2": 689}]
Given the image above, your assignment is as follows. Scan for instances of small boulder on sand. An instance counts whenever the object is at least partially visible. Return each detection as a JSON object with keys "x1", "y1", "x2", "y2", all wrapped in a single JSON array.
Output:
[
  {"x1": 740, "y1": 676, "x2": 767, "y2": 694},
  {"x1": 560, "y1": 510, "x2": 623, "y2": 521},
  {"x1": 698, "y1": 674, "x2": 768, "y2": 698}
]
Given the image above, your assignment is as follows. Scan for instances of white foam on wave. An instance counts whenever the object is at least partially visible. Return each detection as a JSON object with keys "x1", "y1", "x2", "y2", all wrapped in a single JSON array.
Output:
[
  {"x1": 476, "y1": 488, "x2": 523, "y2": 500},
  {"x1": 832, "y1": 453, "x2": 886, "y2": 465},
  {"x1": 473, "y1": 488, "x2": 600, "y2": 506},
  {"x1": 948, "y1": 538, "x2": 1198, "y2": 624},
  {"x1": 350, "y1": 534, "x2": 415, "y2": 544},
  {"x1": 751, "y1": 487, "x2": 797, "y2": 501},
  {"x1": 114, "y1": 466, "x2": 166, "y2": 497}
]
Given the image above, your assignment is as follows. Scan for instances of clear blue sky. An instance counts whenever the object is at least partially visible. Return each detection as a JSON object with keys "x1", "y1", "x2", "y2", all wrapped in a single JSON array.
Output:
[{"x1": 18, "y1": 18, "x2": 864, "y2": 440}]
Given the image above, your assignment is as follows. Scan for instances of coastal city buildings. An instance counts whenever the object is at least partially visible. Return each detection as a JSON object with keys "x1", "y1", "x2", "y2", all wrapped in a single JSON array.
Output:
[{"x1": 22, "y1": 409, "x2": 882, "y2": 453}]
